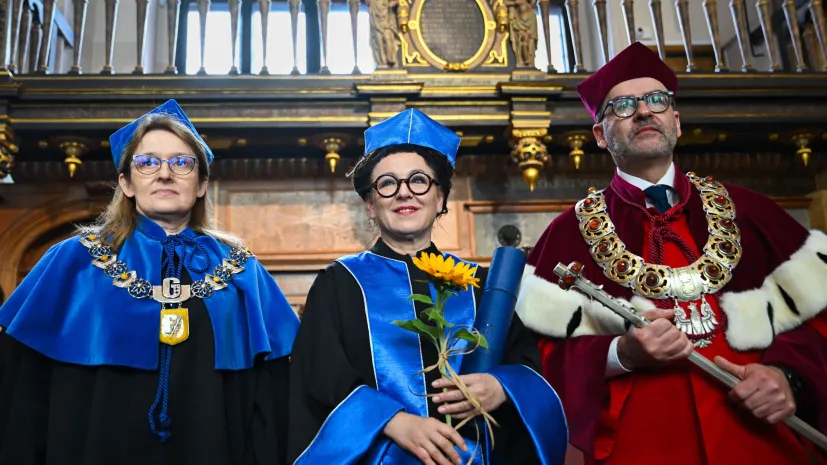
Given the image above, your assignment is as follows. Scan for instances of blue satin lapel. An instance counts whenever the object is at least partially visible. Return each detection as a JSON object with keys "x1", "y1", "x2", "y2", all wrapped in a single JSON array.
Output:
[
  {"x1": 338, "y1": 252, "x2": 430, "y2": 417},
  {"x1": 488, "y1": 365, "x2": 569, "y2": 465},
  {"x1": 438, "y1": 252, "x2": 478, "y2": 372},
  {"x1": 0, "y1": 218, "x2": 299, "y2": 370}
]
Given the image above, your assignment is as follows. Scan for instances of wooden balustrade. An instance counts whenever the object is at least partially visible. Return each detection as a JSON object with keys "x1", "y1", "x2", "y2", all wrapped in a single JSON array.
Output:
[
  {"x1": 568, "y1": 0, "x2": 826, "y2": 73},
  {"x1": 0, "y1": 0, "x2": 825, "y2": 75},
  {"x1": 1, "y1": 0, "x2": 73, "y2": 74}
]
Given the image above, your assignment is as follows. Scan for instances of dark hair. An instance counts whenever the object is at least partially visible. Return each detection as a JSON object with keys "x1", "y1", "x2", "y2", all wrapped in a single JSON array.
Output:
[{"x1": 347, "y1": 143, "x2": 453, "y2": 217}]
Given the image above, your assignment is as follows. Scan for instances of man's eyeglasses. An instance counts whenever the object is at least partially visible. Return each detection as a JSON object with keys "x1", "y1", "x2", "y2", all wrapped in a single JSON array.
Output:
[
  {"x1": 599, "y1": 90, "x2": 674, "y2": 122},
  {"x1": 371, "y1": 172, "x2": 439, "y2": 198},
  {"x1": 132, "y1": 154, "x2": 198, "y2": 176}
]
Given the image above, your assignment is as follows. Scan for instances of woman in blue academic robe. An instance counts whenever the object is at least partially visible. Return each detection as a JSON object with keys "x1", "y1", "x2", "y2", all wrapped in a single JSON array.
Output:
[
  {"x1": 0, "y1": 100, "x2": 300, "y2": 465},
  {"x1": 287, "y1": 109, "x2": 568, "y2": 465}
]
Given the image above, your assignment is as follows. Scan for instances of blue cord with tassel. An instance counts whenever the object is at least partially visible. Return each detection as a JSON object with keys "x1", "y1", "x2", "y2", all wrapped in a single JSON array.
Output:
[{"x1": 146, "y1": 233, "x2": 208, "y2": 442}]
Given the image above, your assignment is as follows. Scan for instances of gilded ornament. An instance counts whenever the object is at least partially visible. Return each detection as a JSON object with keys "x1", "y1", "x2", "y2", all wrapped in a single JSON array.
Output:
[
  {"x1": 510, "y1": 136, "x2": 548, "y2": 191},
  {"x1": 0, "y1": 145, "x2": 14, "y2": 179}
]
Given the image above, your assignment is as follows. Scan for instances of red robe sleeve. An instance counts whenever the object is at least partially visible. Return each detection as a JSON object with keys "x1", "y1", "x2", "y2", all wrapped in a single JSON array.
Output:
[
  {"x1": 723, "y1": 184, "x2": 827, "y2": 433},
  {"x1": 517, "y1": 208, "x2": 636, "y2": 454}
]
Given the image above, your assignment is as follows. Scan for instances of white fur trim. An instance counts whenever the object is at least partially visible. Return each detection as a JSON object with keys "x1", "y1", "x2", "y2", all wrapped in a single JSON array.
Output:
[
  {"x1": 720, "y1": 229, "x2": 827, "y2": 351},
  {"x1": 516, "y1": 265, "x2": 656, "y2": 338}
]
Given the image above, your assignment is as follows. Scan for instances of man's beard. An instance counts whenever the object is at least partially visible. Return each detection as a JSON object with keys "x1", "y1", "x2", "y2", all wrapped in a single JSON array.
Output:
[{"x1": 606, "y1": 122, "x2": 678, "y2": 161}]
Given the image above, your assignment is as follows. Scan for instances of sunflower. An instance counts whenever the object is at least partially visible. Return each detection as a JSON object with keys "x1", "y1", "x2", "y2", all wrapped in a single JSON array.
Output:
[{"x1": 413, "y1": 252, "x2": 480, "y2": 291}]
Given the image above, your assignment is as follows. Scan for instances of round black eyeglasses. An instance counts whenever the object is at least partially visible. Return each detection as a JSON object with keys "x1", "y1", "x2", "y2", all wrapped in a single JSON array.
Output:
[{"x1": 371, "y1": 172, "x2": 439, "y2": 198}]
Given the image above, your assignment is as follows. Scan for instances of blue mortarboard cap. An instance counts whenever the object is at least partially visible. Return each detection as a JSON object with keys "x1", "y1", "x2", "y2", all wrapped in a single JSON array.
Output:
[
  {"x1": 364, "y1": 109, "x2": 460, "y2": 167},
  {"x1": 109, "y1": 99, "x2": 213, "y2": 168}
]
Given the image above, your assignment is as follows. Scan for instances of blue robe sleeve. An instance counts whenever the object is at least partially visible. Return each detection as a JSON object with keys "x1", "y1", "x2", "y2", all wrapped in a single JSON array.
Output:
[
  {"x1": 293, "y1": 385, "x2": 405, "y2": 464},
  {"x1": 487, "y1": 364, "x2": 569, "y2": 465},
  {"x1": 0, "y1": 239, "x2": 91, "y2": 357},
  {"x1": 241, "y1": 259, "x2": 300, "y2": 361}
]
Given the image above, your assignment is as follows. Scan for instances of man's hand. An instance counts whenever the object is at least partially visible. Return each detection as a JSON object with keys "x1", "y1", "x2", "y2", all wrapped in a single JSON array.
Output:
[
  {"x1": 383, "y1": 412, "x2": 468, "y2": 465},
  {"x1": 714, "y1": 356, "x2": 797, "y2": 424},
  {"x1": 617, "y1": 309, "x2": 694, "y2": 370},
  {"x1": 432, "y1": 374, "x2": 507, "y2": 420}
]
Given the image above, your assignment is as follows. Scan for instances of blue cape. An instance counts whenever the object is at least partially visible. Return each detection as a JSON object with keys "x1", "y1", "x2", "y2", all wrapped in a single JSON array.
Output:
[
  {"x1": 0, "y1": 216, "x2": 299, "y2": 370},
  {"x1": 294, "y1": 251, "x2": 568, "y2": 465}
]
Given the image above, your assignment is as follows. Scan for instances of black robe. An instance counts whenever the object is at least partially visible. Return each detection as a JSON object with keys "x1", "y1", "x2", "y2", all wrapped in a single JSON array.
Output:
[
  {"x1": 0, "y1": 255, "x2": 290, "y2": 465},
  {"x1": 287, "y1": 239, "x2": 543, "y2": 464}
]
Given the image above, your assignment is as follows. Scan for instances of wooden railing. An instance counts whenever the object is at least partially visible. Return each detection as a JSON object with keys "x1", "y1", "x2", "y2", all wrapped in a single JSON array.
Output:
[
  {"x1": 1, "y1": 0, "x2": 824, "y2": 75},
  {"x1": 0, "y1": 0, "x2": 74, "y2": 74},
  {"x1": 568, "y1": 0, "x2": 827, "y2": 73}
]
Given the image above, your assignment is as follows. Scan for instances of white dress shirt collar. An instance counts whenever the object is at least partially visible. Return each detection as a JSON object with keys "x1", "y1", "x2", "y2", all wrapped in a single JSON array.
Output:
[{"x1": 616, "y1": 163, "x2": 678, "y2": 208}]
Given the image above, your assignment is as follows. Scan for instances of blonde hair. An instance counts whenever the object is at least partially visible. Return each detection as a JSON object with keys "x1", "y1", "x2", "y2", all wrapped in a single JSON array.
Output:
[{"x1": 86, "y1": 114, "x2": 242, "y2": 251}]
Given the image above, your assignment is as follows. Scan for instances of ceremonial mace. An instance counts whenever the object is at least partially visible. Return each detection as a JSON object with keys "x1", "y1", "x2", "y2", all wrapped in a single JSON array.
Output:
[{"x1": 554, "y1": 261, "x2": 827, "y2": 453}]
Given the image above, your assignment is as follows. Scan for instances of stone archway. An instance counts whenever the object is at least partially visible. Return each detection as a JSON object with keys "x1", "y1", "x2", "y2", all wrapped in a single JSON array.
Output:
[{"x1": 0, "y1": 198, "x2": 107, "y2": 297}]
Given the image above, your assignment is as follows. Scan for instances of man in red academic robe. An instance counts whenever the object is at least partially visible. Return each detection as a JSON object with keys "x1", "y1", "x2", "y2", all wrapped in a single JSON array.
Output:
[{"x1": 516, "y1": 41, "x2": 827, "y2": 465}]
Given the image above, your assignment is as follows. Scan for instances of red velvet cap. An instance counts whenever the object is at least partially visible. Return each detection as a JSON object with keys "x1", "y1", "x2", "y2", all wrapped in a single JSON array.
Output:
[{"x1": 576, "y1": 42, "x2": 678, "y2": 121}]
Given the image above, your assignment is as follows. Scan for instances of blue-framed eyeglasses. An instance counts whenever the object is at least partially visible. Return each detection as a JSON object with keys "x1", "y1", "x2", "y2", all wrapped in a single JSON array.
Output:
[{"x1": 132, "y1": 154, "x2": 199, "y2": 176}]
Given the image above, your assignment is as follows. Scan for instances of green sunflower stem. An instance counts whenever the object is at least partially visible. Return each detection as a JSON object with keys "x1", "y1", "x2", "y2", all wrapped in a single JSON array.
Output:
[{"x1": 439, "y1": 360, "x2": 452, "y2": 427}]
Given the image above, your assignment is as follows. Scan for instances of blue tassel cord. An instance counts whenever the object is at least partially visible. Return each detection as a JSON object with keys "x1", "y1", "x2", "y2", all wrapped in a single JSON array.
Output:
[{"x1": 146, "y1": 233, "x2": 208, "y2": 442}]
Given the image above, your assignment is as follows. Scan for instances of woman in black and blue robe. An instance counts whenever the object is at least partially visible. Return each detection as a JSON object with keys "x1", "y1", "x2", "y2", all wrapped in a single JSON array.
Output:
[
  {"x1": 287, "y1": 108, "x2": 568, "y2": 465},
  {"x1": 0, "y1": 100, "x2": 299, "y2": 465}
]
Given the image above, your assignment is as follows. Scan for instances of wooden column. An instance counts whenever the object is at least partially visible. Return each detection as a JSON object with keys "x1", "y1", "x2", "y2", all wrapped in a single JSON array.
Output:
[
  {"x1": 564, "y1": 0, "x2": 585, "y2": 71},
  {"x1": 675, "y1": 0, "x2": 696, "y2": 71},
  {"x1": 165, "y1": 0, "x2": 181, "y2": 74},
  {"x1": 756, "y1": 0, "x2": 782, "y2": 71},
  {"x1": 101, "y1": 0, "x2": 119, "y2": 74},
  {"x1": 36, "y1": 0, "x2": 57, "y2": 74},
  {"x1": 133, "y1": 0, "x2": 150, "y2": 74},
  {"x1": 68, "y1": 0, "x2": 88, "y2": 74}
]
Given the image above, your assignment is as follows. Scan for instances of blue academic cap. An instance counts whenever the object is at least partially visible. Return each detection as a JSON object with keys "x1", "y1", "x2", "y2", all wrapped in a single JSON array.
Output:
[
  {"x1": 364, "y1": 109, "x2": 460, "y2": 167},
  {"x1": 109, "y1": 99, "x2": 213, "y2": 168}
]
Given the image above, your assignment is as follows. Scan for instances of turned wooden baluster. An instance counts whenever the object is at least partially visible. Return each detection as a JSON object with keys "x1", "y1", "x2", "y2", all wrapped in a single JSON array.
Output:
[
  {"x1": 9, "y1": 0, "x2": 23, "y2": 73},
  {"x1": 621, "y1": 0, "x2": 635, "y2": 45},
  {"x1": 702, "y1": 0, "x2": 728, "y2": 71},
  {"x1": 68, "y1": 0, "x2": 88, "y2": 74},
  {"x1": 592, "y1": 0, "x2": 609, "y2": 62},
  {"x1": 755, "y1": 0, "x2": 781, "y2": 71},
  {"x1": 166, "y1": 0, "x2": 181, "y2": 74},
  {"x1": 196, "y1": 0, "x2": 210, "y2": 75},
  {"x1": 729, "y1": 0, "x2": 754, "y2": 72},
  {"x1": 36, "y1": 0, "x2": 56, "y2": 73},
  {"x1": 289, "y1": 0, "x2": 301, "y2": 75},
  {"x1": 258, "y1": 0, "x2": 272, "y2": 75},
  {"x1": 318, "y1": 0, "x2": 331, "y2": 74},
  {"x1": 565, "y1": 0, "x2": 586, "y2": 71},
  {"x1": 228, "y1": 0, "x2": 240, "y2": 74},
  {"x1": 134, "y1": 0, "x2": 150, "y2": 74},
  {"x1": 27, "y1": 9, "x2": 41, "y2": 73},
  {"x1": 782, "y1": 0, "x2": 807, "y2": 72},
  {"x1": 649, "y1": 0, "x2": 665, "y2": 59},
  {"x1": 674, "y1": 0, "x2": 695, "y2": 71},
  {"x1": 0, "y1": 0, "x2": 11, "y2": 70},
  {"x1": 811, "y1": 0, "x2": 827, "y2": 71},
  {"x1": 17, "y1": 2, "x2": 31, "y2": 73},
  {"x1": 348, "y1": 0, "x2": 360, "y2": 74},
  {"x1": 539, "y1": 0, "x2": 556, "y2": 72},
  {"x1": 101, "y1": 0, "x2": 119, "y2": 74}
]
